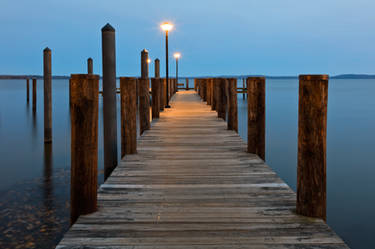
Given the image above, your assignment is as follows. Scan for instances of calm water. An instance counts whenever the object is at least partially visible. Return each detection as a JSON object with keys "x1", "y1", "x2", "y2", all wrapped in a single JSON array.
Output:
[{"x1": 0, "y1": 78, "x2": 374, "y2": 248}]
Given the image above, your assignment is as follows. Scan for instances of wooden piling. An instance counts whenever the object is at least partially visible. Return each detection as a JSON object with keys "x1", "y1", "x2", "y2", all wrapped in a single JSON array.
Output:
[
  {"x1": 160, "y1": 78, "x2": 165, "y2": 111},
  {"x1": 227, "y1": 78, "x2": 238, "y2": 132},
  {"x1": 218, "y1": 78, "x2": 227, "y2": 120},
  {"x1": 247, "y1": 77, "x2": 265, "y2": 160},
  {"x1": 206, "y1": 78, "x2": 211, "y2": 105},
  {"x1": 212, "y1": 78, "x2": 218, "y2": 111},
  {"x1": 120, "y1": 77, "x2": 137, "y2": 158},
  {"x1": 43, "y1": 47, "x2": 52, "y2": 143},
  {"x1": 141, "y1": 49, "x2": 149, "y2": 78},
  {"x1": 32, "y1": 78, "x2": 37, "y2": 113},
  {"x1": 202, "y1": 79, "x2": 207, "y2": 102},
  {"x1": 297, "y1": 74, "x2": 329, "y2": 221},
  {"x1": 87, "y1": 58, "x2": 93, "y2": 74},
  {"x1": 154, "y1": 59, "x2": 160, "y2": 78},
  {"x1": 194, "y1": 78, "x2": 197, "y2": 91},
  {"x1": 70, "y1": 74, "x2": 99, "y2": 225},
  {"x1": 26, "y1": 78, "x2": 29, "y2": 102},
  {"x1": 186, "y1": 78, "x2": 189, "y2": 90},
  {"x1": 151, "y1": 78, "x2": 160, "y2": 119},
  {"x1": 101, "y1": 23, "x2": 118, "y2": 180},
  {"x1": 139, "y1": 78, "x2": 150, "y2": 135},
  {"x1": 242, "y1": 78, "x2": 246, "y2": 99}
]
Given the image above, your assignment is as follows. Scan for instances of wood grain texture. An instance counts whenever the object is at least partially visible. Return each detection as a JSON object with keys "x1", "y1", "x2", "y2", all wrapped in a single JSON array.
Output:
[
  {"x1": 151, "y1": 78, "x2": 160, "y2": 119},
  {"x1": 120, "y1": 77, "x2": 137, "y2": 158},
  {"x1": 70, "y1": 74, "x2": 99, "y2": 225},
  {"x1": 57, "y1": 91, "x2": 348, "y2": 249},
  {"x1": 247, "y1": 77, "x2": 265, "y2": 160},
  {"x1": 227, "y1": 78, "x2": 238, "y2": 132},
  {"x1": 160, "y1": 78, "x2": 165, "y2": 111},
  {"x1": 297, "y1": 75, "x2": 329, "y2": 221},
  {"x1": 139, "y1": 78, "x2": 151, "y2": 135},
  {"x1": 218, "y1": 78, "x2": 227, "y2": 120}
]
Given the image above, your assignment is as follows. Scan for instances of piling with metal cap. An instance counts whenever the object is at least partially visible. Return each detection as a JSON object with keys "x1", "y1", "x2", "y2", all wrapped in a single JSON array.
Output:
[{"x1": 101, "y1": 23, "x2": 118, "y2": 180}]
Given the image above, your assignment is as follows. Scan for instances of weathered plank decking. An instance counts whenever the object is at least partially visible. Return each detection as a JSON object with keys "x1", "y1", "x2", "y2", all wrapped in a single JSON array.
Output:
[{"x1": 57, "y1": 91, "x2": 349, "y2": 249}]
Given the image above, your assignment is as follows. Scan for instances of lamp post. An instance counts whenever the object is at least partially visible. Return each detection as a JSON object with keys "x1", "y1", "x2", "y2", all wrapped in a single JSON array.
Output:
[
  {"x1": 161, "y1": 22, "x2": 173, "y2": 108},
  {"x1": 174, "y1": 53, "x2": 181, "y2": 92}
]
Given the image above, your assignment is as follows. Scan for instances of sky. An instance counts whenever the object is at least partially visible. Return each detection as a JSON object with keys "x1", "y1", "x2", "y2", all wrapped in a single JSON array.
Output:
[{"x1": 1, "y1": 0, "x2": 375, "y2": 77}]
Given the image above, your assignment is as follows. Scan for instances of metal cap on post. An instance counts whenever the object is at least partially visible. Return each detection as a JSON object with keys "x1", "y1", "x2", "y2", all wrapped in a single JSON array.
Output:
[{"x1": 101, "y1": 23, "x2": 118, "y2": 180}]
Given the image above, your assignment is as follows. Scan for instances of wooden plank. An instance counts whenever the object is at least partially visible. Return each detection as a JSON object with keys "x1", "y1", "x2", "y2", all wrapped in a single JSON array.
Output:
[{"x1": 56, "y1": 91, "x2": 349, "y2": 249}]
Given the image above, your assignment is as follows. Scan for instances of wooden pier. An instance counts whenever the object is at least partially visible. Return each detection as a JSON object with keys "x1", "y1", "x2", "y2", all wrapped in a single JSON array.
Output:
[{"x1": 57, "y1": 91, "x2": 348, "y2": 248}]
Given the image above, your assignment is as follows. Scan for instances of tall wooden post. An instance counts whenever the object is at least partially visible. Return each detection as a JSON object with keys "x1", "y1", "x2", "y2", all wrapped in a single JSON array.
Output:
[
  {"x1": 194, "y1": 78, "x2": 197, "y2": 91},
  {"x1": 87, "y1": 58, "x2": 93, "y2": 74},
  {"x1": 141, "y1": 49, "x2": 149, "y2": 78},
  {"x1": 247, "y1": 77, "x2": 265, "y2": 160},
  {"x1": 227, "y1": 78, "x2": 238, "y2": 132},
  {"x1": 160, "y1": 78, "x2": 165, "y2": 111},
  {"x1": 186, "y1": 78, "x2": 189, "y2": 90},
  {"x1": 70, "y1": 74, "x2": 99, "y2": 225},
  {"x1": 101, "y1": 23, "x2": 118, "y2": 180},
  {"x1": 43, "y1": 47, "x2": 52, "y2": 143},
  {"x1": 242, "y1": 78, "x2": 246, "y2": 99},
  {"x1": 155, "y1": 58, "x2": 160, "y2": 78},
  {"x1": 139, "y1": 78, "x2": 150, "y2": 135},
  {"x1": 297, "y1": 74, "x2": 329, "y2": 221},
  {"x1": 218, "y1": 78, "x2": 227, "y2": 120},
  {"x1": 26, "y1": 78, "x2": 30, "y2": 103},
  {"x1": 151, "y1": 78, "x2": 160, "y2": 119},
  {"x1": 32, "y1": 78, "x2": 37, "y2": 113},
  {"x1": 120, "y1": 77, "x2": 137, "y2": 158}
]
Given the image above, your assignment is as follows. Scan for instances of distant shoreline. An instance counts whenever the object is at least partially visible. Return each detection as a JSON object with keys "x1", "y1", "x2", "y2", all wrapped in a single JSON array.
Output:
[{"x1": 1, "y1": 74, "x2": 375, "y2": 80}]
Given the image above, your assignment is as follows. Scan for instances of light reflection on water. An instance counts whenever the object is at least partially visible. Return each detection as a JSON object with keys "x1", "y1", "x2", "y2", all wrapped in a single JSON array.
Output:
[{"x1": 0, "y1": 78, "x2": 374, "y2": 249}]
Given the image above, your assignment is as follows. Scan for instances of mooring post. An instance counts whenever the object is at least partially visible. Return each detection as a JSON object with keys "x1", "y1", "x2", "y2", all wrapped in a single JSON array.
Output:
[
  {"x1": 297, "y1": 74, "x2": 329, "y2": 221},
  {"x1": 155, "y1": 58, "x2": 160, "y2": 78},
  {"x1": 206, "y1": 78, "x2": 210, "y2": 105},
  {"x1": 160, "y1": 78, "x2": 165, "y2": 111},
  {"x1": 101, "y1": 23, "x2": 118, "y2": 180},
  {"x1": 218, "y1": 78, "x2": 227, "y2": 120},
  {"x1": 247, "y1": 77, "x2": 265, "y2": 160},
  {"x1": 26, "y1": 78, "x2": 30, "y2": 103},
  {"x1": 242, "y1": 78, "x2": 246, "y2": 99},
  {"x1": 212, "y1": 78, "x2": 219, "y2": 111},
  {"x1": 186, "y1": 78, "x2": 189, "y2": 90},
  {"x1": 70, "y1": 74, "x2": 99, "y2": 225},
  {"x1": 120, "y1": 77, "x2": 137, "y2": 158},
  {"x1": 194, "y1": 78, "x2": 197, "y2": 91},
  {"x1": 87, "y1": 58, "x2": 93, "y2": 74},
  {"x1": 151, "y1": 78, "x2": 160, "y2": 119},
  {"x1": 210, "y1": 78, "x2": 214, "y2": 107},
  {"x1": 141, "y1": 49, "x2": 149, "y2": 78},
  {"x1": 227, "y1": 78, "x2": 238, "y2": 132},
  {"x1": 139, "y1": 78, "x2": 150, "y2": 135},
  {"x1": 43, "y1": 47, "x2": 52, "y2": 143},
  {"x1": 32, "y1": 78, "x2": 37, "y2": 113}
]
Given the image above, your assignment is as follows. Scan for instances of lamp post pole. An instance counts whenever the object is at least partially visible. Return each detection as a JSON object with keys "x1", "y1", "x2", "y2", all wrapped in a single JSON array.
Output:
[{"x1": 165, "y1": 31, "x2": 170, "y2": 108}]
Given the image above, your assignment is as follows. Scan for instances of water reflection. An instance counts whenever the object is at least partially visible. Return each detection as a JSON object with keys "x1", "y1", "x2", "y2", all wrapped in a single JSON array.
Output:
[{"x1": 43, "y1": 143, "x2": 53, "y2": 211}]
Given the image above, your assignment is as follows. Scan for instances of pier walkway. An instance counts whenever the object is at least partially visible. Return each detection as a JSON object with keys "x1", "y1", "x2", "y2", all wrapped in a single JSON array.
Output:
[{"x1": 57, "y1": 91, "x2": 348, "y2": 249}]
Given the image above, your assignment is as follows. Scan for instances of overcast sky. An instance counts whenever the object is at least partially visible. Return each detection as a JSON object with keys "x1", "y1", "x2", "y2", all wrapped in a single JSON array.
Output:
[{"x1": 1, "y1": 0, "x2": 374, "y2": 76}]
